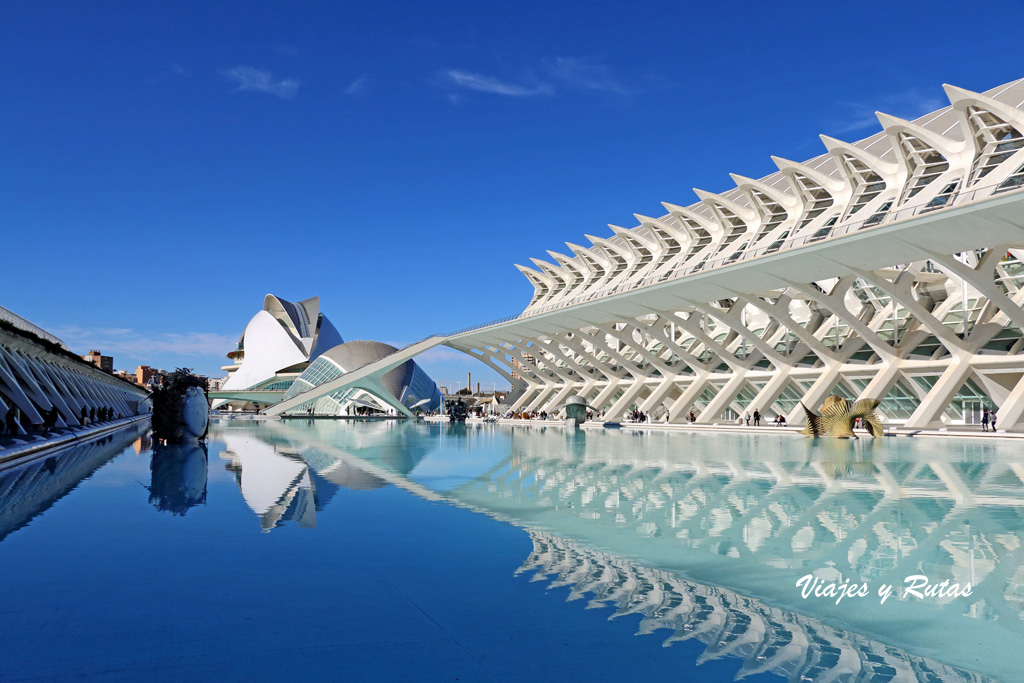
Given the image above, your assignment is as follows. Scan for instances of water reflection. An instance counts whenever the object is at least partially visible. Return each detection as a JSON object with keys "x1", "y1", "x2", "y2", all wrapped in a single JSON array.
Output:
[
  {"x1": 147, "y1": 444, "x2": 208, "y2": 516},
  {"x1": 215, "y1": 419, "x2": 431, "y2": 530},
  {"x1": 520, "y1": 530, "x2": 987, "y2": 682},
  {"x1": 213, "y1": 422, "x2": 1019, "y2": 680},
  {"x1": 436, "y1": 428, "x2": 1024, "y2": 680},
  {"x1": 0, "y1": 423, "x2": 148, "y2": 543}
]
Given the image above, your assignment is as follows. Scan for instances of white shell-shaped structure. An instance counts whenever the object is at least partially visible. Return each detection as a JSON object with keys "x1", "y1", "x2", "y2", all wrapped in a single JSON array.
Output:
[{"x1": 214, "y1": 295, "x2": 343, "y2": 408}]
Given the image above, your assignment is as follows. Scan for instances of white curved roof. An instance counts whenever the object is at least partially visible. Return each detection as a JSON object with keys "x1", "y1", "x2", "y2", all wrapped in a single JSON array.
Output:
[
  {"x1": 216, "y1": 294, "x2": 344, "y2": 401},
  {"x1": 0, "y1": 305, "x2": 71, "y2": 351},
  {"x1": 518, "y1": 77, "x2": 1024, "y2": 311}
]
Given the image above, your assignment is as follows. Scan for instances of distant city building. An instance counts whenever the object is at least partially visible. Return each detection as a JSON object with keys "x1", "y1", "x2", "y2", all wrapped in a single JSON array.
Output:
[
  {"x1": 135, "y1": 365, "x2": 164, "y2": 387},
  {"x1": 82, "y1": 349, "x2": 113, "y2": 373}
]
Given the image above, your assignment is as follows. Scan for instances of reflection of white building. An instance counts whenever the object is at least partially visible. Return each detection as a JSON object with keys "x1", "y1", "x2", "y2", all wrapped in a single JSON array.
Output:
[
  {"x1": 213, "y1": 295, "x2": 343, "y2": 410},
  {"x1": 215, "y1": 420, "x2": 431, "y2": 530},
  {"x1": 220, "y1": 431, "x2": 324, "y2": 531},
  {"x1": 520, "y1": 531, "x2": 988, "y2": 683}
]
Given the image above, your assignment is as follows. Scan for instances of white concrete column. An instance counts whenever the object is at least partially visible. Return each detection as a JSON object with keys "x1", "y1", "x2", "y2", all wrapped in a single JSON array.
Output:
[
  {"x1": 903, "y1": 354, "x2": 974, "y2": 429},
  {"x1": 696, "y1": 372, "x2": 749, "y2": 424},
  {"x1": 638, "y1": 377, "x2": 684, "y2": 416},
  {"x1": 983, "y1": 370, "x2": 1024, "y2": 431},
  {"x1": 786, "y1": 361, "x2": 844, "y2": 425},
  {"x1": 668, "y1": 373, "x2": 710, "y2": 422},
  {"x1": 591, "y1": 378, "x2": 626, "y2": 415},
  {"x1": 605, "y1": 381, "x2": 651, "y2": 420},
  {"x1": 747, "y1": 370, "x2": 794, "y2": 421}
]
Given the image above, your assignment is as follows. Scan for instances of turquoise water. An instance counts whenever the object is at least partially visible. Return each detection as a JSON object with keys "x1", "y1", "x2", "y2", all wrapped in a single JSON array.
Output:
[{"x1": 1, "y1": 419, "x2": 1021, "y2": 681}]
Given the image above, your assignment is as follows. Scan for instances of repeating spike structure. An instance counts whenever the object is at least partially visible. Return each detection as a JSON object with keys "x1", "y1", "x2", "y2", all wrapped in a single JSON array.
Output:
[{"x1": 446, "y1": 77, "x2": 1024, "y2": 430}]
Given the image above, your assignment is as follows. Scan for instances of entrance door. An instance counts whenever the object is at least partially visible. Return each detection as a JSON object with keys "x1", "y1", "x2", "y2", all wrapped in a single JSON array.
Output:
[{"x1": 962, "y1": 400, "x2": 982, "y2": 425}]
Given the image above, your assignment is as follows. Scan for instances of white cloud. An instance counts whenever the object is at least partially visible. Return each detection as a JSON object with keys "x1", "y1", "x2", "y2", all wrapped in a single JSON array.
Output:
[
  {"x1": 49, "y1": 325, "x2": 236, "y2": 358},
  {"x1": 545, "y1": 56, "x2": 628, "y2": 95},
  {"x1": 220, "y1": 65, "x2": 299, "y2": 99},
  {"x1": 442, "y1": 58, "x2": 639, "y2": 100},
  {"x1": 445, "y1": 69, "x2": 552, "y2": 96},
  {"x1": 831, "y1": 89, "x2": 946, "y2": 135},
  {"x1": 344, "y1": 76, "x2": 368, "y2": 96}
]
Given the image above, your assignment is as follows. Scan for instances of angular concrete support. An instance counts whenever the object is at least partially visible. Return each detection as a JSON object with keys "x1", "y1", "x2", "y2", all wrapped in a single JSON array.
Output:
[
  {"x1": 696, "y1": 373, "x2": 749, "y2": 424},
  {"x1": 904, "y1": 356, "x2": 974, "y2": 429}
]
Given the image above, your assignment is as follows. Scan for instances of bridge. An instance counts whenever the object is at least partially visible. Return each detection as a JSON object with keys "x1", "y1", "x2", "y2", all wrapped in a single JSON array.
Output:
[{"x1": 208, "y1": 389, "x2": 287, "y2": 404}]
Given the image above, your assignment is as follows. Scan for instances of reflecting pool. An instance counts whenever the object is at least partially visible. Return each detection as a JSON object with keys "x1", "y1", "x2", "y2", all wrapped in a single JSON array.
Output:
[{"x1": 1, "y1": 419, "x2": 1021, "y2": 681}]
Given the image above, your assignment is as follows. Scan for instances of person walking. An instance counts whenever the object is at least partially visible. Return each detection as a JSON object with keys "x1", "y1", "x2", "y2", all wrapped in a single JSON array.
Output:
[
  {"x1": 991, "y1": 410, "x2": 998, "y2": 432},
  {"x1": 753, "y1": 409, "x2": 760, "y2": 426},
  {"x1": 5, "y1": 406, "x2": 18, "y2": 435},
  {"x1": 743, "y1": 412, "x2": 750, "y2": 426},
  {"x1": 982, "y1": 407, "x2": 990, "y2": 432}
]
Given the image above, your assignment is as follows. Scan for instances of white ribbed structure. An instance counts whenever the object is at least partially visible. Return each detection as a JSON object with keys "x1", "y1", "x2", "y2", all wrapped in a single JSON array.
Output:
[
  {"x1": 444, "y1": 78, "x2": 1024, "y2": 430},
  {"x1": 0, "y1": 308, "x2": 150, "y2": 434}
]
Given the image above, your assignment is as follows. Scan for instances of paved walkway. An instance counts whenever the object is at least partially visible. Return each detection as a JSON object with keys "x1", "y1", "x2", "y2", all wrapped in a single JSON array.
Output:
[
  {"x1": 0, "y1": 415, "x2": 151, "y2": 467},
  {"x1": 438, "y1": 417, "x2": 1024, "y2": 440}
]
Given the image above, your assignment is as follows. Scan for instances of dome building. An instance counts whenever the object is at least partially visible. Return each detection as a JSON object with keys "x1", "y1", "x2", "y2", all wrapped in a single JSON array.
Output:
[{"x1": 282, "y1": 340, "x2": 442, "y2": 416}]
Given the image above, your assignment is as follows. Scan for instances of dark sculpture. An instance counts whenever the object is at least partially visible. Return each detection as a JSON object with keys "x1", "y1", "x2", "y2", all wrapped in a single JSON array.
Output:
[
  {"x1": 448, "y1": 399, "x2": 468, "y2": 423},
  {"x1": 151, "y1": 368, "x2": 209, "y2": 443}
]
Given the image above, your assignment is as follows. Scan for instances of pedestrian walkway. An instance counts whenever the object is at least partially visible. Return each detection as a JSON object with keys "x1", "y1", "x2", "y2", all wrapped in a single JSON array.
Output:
[{"x1": 0, "y1": 415, "x2": 150, "y2": 468}]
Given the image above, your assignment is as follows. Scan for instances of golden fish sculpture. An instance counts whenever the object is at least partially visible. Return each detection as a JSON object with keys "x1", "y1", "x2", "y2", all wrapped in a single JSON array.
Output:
[{"x1": 801, "y1": 395, "x2": 884, "y2": 438}]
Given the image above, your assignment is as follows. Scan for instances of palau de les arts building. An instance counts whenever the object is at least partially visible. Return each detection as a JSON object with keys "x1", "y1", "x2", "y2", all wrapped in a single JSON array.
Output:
[
  {"x1": 222, "y1": 77, "x2": 1024, "y2": 432},
  {"x1": 213, "y1": 294, "x2": 442, "y2": 416}
]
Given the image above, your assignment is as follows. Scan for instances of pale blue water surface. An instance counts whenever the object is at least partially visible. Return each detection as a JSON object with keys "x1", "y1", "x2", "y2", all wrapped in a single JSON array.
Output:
[{"x1": 1, "y1": 418, "x2": 1022, "y2": 682}]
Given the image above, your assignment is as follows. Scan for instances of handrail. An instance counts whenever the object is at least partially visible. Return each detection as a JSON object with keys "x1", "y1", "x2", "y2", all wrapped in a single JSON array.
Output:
[{"x1": 443, "y1": 177, "x2": 1024, "y2": 338}]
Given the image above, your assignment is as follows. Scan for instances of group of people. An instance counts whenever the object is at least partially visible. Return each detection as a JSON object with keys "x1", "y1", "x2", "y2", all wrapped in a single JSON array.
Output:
[
  {"x1": 504, "y1": 410, "x2": 558, "y2": 420},
  {"x1": 2, "y1": 404, "x2": 66, "y2": 435},
  {"x1": 0, "y1": 400, "x2": 123, "y2": 438},
  {"x1": 79, "y1": 405, "x2": 120, "y2": 425},
  {"x1": 982, "y1": 407, "x2": 998, "y2": 432},
  {"x1": 627, "y1": 409, "x2": 650, "y2": 423},
  {"x1": 741, "y1": 409, "x2": 769, "y2": 426}
]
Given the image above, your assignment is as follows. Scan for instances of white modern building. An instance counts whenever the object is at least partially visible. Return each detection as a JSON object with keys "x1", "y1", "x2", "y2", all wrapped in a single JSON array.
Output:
[
  {"x1": 213, "y1": 294, "x2": 343, "y2": 410},
  {"x1": 433, "y1": 78, "x2": 1024, "y2": 430},
  {"x1": 214, "y1": 295, "x2": 442, "y2": 417}
]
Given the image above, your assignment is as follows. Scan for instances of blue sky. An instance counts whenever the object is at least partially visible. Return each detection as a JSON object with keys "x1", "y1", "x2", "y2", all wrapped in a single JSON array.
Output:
[{"x1": 4, "y1": 0, "x2": 1024, "y2": 389}]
